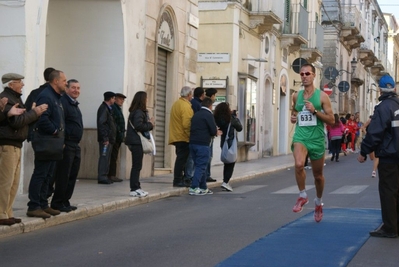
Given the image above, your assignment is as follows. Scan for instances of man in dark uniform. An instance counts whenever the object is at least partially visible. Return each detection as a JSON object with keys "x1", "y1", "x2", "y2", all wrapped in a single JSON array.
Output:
[{"x1": 358, "y1": 74, "x2": 399, "y2": 238}]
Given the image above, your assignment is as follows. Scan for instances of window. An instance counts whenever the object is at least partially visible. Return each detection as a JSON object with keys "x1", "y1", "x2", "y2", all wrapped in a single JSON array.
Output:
[
  {"x1": 238, "y1": 75, "x2": 257, "y2": 144},
  {"x1": 303, "y1": 0, "x2": 308, "y2": 9},
  {"x1": 265, "y1": 36, "x2": 270, "y2": 55}
]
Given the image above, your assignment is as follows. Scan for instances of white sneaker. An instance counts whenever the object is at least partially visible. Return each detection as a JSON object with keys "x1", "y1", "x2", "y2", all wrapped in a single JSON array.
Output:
[
  {"x1": 189, "y1": 187, "x2": 205, "y2": 196},
  {"x1": 221, "y1": 182, "x2": 233, "y2": 192},
  {"x1": 129, "y1": 191, "x2": 138, "y2": 197},
  {"x1": 130, "y1": 189, "x2": 148, "y2": 197},
  {"x1": 136, "y1": 189, "x2": 148, "y2": 197},
  {"x1": 200, "y1": 188, "x2": 214, "y2": 195}
]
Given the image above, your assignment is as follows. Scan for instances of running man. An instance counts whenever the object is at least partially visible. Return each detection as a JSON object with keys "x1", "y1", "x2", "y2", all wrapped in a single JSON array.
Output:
[{"x1": 290, "y1": 63, "x2": 334, "y2": 222}]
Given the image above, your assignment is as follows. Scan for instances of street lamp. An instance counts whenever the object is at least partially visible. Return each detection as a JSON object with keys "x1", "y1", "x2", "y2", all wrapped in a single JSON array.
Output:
[
  {"x1": 338, "y1": 57, "x2": 358, "y2": 75},
  {"x1": 324, "y1": 57, "x2": 358, "y2": 81}
]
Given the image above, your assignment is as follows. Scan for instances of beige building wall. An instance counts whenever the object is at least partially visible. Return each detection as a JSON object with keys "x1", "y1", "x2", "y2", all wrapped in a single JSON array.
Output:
[{"x1": 0, "y1": 0, "x2": 198, "y2": 193}]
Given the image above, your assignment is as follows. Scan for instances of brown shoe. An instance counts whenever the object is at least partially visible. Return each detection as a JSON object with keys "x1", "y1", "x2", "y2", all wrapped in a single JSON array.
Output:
[
  {"x1": 26, "y1": 209, "x2": 51, "y2": 219},
  {"x1": 43, "y1": 207, "x2": 61, "y2": 216},
  {"x1": 10, "y1": 217, "x2": 22, "y2": 223},
  {"x1": 108, "y1": 176, "x2": 123, "y2": 182},
  {"x1": 0, "y1": 218, "x2": 16, "y2": 226}
]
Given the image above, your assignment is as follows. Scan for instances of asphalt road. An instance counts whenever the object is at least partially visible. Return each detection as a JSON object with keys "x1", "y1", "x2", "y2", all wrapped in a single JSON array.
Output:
[{"x1": 0, "y1": 153, "x2": 398, "y2": 267}]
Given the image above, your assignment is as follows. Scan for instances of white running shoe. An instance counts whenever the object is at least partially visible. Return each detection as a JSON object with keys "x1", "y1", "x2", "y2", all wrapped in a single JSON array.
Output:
[{"x1": 221, "y1": 182, "x2": 233, "y2": 192}]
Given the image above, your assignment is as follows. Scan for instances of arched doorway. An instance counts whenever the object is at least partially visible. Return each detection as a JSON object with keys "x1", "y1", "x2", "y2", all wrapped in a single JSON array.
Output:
[
  {"x1": 262, "y1": 78, "x2": 274, "y2": 156},
  {"x1": 278, "y1": 72, "x2": 289, "y2": 154},
  {"x1": 154, "y1": 8, "x2": 177, "y2": 170}
]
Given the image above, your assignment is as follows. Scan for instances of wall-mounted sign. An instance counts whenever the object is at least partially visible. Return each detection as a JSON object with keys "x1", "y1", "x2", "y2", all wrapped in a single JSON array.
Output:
[
  {"x1": 202, "y1": 79, "x2": 227, "y2": 88},
  {"x1": 188, "y1": 13, "x2": 199, "y2": 28},
  {"x1": 158, "y1": 11, "x2": 175, "y2": 51},
  {"x1": 198, "y1": 53, "x2": 230, "y2": 63}
]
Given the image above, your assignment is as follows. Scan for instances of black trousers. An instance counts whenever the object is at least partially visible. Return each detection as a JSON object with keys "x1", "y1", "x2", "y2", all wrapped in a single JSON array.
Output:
[
  {"x1": 377, "y1": 162, "x2": 399, "y2": 234},
  {"x1": 98, "y1": 142, "x2": 113, "y2": 182},
  {"x1": 223, "y1": 162, "x2": 236, "y2": 183},
  {"x1": 330, "y1": 138, "x2": 342, "y2": 159},
  {"x1": 173, "y1": 142, "x2": 190, "y2": 183},
  {"x1": 108, "y1": 141, "x2": 121, "y2": 177},
  {"x1": 128, "y1": 144, "x2": 143, "y2": 191},
  {"x1": 51, "y1": 143, "x2": 81, "y2": 209}
]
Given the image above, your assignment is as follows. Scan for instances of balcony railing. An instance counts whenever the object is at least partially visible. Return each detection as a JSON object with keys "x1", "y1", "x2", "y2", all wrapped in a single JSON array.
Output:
[
  {"x1": 305, "y1": 21, "x2": 324, "y2": 52},
  {"x1": 283, "y1": 4, "x2": 309, "y2": 37},
  {"x1": 247, "y1": 0, "x2": 285, "y2": 19},
  {"x1": 321, "y1": 0, "x2": 340, "y2": 25},
  {"x1": 341, "y1": 5, "x2": 361, "y2": 30}
]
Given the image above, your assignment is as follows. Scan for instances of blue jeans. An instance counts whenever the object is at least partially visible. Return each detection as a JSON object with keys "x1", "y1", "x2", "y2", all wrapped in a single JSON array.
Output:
[
  {"x1": 28, "y1": 159, "x2": 56, "y2": 210},
  {"x1": 189, "y1": 144, "x2": 210, "y2": 189},
  {"x1": 185, "y1": 152, "x2": 194, "y2": 179}
]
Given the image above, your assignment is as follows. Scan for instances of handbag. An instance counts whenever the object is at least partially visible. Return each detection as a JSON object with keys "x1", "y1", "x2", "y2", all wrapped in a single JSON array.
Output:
[
  {"x1": 221, "y1": 123, "x2": 237, "y2": 163},
  {"x1": 32, "y1": 129, "x2": 65, "y2": 161},
  {"x1": 129, "y1": 120, "x2": 154, "y2": 154}
]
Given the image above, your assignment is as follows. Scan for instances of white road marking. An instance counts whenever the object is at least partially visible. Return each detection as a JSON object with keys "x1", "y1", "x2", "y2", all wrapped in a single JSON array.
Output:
[
  {"x1": 220, "y1": 185, "x2": 267, "y2": 194},
  {"x1": 329, "y1": 185, "x2": 369, "y2": 194},
  {"x1": 272, "y1": 185, "x2": 315, "y2": 194}
]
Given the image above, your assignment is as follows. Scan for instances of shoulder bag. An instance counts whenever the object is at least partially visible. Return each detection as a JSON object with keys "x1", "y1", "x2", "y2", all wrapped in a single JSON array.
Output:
[
  {"x1": 32, "y1": 129, "x2": 65, "y2": 161},
  {"x1": 129, "y1": 120, "x2": 154, "y2": 154},
  {"x1": 220, "y1": 123, "x2": 237, "y2": 163}
]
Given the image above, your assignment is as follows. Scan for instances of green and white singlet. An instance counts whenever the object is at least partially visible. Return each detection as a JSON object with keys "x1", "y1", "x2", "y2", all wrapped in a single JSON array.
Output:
[{"x1": 291, "y1": 89, "x2": 325, "y2": 160}]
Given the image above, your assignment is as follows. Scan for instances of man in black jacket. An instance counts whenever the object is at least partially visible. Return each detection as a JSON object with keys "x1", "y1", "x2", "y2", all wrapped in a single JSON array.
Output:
[
  {"x1": 97, "y1": 91, "x2": 117, "y2": 184},
  {"x1": 0, "y1": 73, "x2": 47, "y2": 225},
  {"x1": 188, "y1": 97, "x2": 221, "y2": 196},
  {"x1": 108, "y1": 93, "x2": 126, "y2": 183},
  {"x1": 25, "y1": 67, "x2": 56, "y2": 198},
  {"x1": 27, "y1": 70, "x2": 67, "y2": 219},
  {"x1": 51, "y1": 79, "x2": 83, "y2": 212},
  {"x1": 358, "y1": 74, "x2": 399, "y2": 238}
]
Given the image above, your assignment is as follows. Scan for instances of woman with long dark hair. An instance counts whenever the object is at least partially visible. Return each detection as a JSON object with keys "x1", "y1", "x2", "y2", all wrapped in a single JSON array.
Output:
[
  {"x1": 214, "y1": 102, "x2": 242, "y2": 192},
  {"x1": 124, "y1": 91, "x2": 154, "y2": 197},
  {"x1": 327, "y1": 113, "x2": 344, "y2": 162}
]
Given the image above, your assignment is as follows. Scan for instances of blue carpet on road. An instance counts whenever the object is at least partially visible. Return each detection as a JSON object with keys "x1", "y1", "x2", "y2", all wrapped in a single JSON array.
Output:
[{"x1": 217, "y1": 208, "x2": 381, "y2": 267}]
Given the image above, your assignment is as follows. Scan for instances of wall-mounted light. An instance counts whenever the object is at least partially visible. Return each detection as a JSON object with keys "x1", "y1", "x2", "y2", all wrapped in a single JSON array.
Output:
[{"x1": 374, "y1": 36, "x2": 380, "y2": 43}]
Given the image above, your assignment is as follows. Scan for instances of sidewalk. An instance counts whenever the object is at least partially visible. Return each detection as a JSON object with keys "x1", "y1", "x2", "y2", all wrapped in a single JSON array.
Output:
[{"x1": 0, "y1": 154, "x2": 294, "y2": 238}]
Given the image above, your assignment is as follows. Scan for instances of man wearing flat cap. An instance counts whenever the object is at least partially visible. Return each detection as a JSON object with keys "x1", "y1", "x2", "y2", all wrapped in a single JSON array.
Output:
[
  {"x1": 0, "y1": 73, "x2": 48, "y2": 225},
  {"x1": 97, "y1": 91, "x2": 117, "y2": 184},
  {"x1": 107, "y1": 93, "x2": 126, "y2": 182},
  {"x1": 358, "y1": 74, "x2": 399, "y2": 238}
]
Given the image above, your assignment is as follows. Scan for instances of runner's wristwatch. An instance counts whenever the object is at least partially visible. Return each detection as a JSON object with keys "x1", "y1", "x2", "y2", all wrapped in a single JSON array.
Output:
[{"x1": 313, "y1": 109, "x2": 318, "y2": 115}]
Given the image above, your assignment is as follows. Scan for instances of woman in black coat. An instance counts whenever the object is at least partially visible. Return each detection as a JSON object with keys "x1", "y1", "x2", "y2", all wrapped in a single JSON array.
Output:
[
  {"x1": 214, "y1": 102, "x2": 242, "y2": 192},
  {"x1": 125, "y1": 91, "x2": 154, "y2": 197}
]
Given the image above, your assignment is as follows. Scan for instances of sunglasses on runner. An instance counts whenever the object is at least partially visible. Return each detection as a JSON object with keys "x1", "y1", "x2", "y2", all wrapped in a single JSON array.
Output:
[{"x1": 300, "y1": 72, "x2": 313, "y2": 77}]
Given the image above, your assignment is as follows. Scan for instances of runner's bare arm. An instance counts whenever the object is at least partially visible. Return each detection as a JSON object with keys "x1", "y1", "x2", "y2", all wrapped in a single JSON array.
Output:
[
  {"x1": 290, "y1": 92, "x2": 298, "y2": 124},
  {"x1": 318, "y1": 91, "x2": 334, "y2": 125}
]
